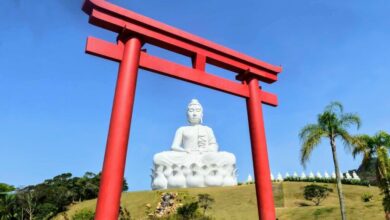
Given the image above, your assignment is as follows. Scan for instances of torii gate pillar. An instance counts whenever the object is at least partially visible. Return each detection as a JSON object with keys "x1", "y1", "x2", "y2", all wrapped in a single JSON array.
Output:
[
  {"x1": 94, "y1": 37, "x2": 142, "y2": 219},
  {"x1": 247, "y1": 77, "x2": 275, "y2": 219}
]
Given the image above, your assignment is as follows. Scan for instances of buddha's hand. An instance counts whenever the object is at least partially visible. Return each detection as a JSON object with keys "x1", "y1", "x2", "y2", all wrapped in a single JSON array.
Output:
[
  {"x1": 199, "y1": 148, "x2": 211, "y2": 154},
  {"x1": 199, "y1": 148, "x2": 209, "y2": 153}
]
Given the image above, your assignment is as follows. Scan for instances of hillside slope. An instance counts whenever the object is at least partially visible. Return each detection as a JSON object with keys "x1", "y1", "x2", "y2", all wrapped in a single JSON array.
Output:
[{"x1": 57, "y1": 182, "x2": 384, "y2": 220}]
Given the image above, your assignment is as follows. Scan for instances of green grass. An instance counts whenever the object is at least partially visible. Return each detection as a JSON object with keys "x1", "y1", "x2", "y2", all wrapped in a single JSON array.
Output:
[{"x1": 56, "y1": 182, "x2": 384, "y2": 220}]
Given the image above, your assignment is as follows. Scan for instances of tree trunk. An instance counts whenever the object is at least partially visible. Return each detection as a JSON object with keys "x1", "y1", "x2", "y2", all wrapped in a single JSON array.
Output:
[
  {"x1": 376, "y1": 160, "x2": 390, "y2": 220},
  {"x1": 330, "y1": 138, "x2": 347, "y2": 220}
]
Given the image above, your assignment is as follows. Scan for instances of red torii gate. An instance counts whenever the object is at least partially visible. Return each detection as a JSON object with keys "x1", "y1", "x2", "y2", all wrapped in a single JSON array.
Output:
[{"x1": 82, "y1": 1, "x2": 282, "y2": 219}]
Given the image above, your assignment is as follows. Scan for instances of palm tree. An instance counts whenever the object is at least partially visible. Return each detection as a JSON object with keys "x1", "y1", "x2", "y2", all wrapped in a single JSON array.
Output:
[
  {"x1": 299, "y1": 102, "x2": 361, "y2": 220},
  {"x1": 352, "y1": 131, "x2": 390, "y2": 220}
]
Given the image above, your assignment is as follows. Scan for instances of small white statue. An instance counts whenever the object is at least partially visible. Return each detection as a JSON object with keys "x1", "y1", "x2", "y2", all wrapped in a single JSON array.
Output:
[
  {"x1": 277, "y1": 173, "x2": 283, "y2": 182},
  {"x1": 247, "y1": 174, "x2": 253, "y2": 183},
  {"x1": 316, "y1": 171, "x2": 322, "y2": 178},
  {"x1": 301, "y1": 171, "x2": 307, "y2": 179},
  {"x1": 345, "y1": 172, "x2": 352, "y2": 180},
  {"x1": 285, "y1": 172, "x2": 290, "y2": 178},
  {"x1": 340, "y1": 171, "x2": 344, "y2": 179},
  {"x1": 352, "y1": 171, "x2": 360, "y2": 180},
  {"x1": 309, "y1": 171, "x2": 315, "y2": 178},
  {"x1": 324, "y1": 171, "x2": 330, "y2": 179},
  {"x1": 151, "y1": 99, "x2": 237, "y2": 189},
  {"x1": 293, "y1": 172, "x2": 298, "y2": 178}
]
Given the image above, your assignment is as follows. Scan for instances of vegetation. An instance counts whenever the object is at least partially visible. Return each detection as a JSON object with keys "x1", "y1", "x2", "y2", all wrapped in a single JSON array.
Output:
[
  {"x1": 283, "y1": 176, "x2": 370, "y2": 186},
  {"x1": 299, "y1": 101, "x2": 360, "y2": 220},
  {"x1": 71, "y1": 206, "x2": 132, "y2": 220},
  {"x1": 119, "y1": 206, "x2": 132, "y2": 220},
  {"x1": 0, "y1": 172, "x2": 128, "y2": 220},
  {"x1": 303, "y1": 184, "x2": 333, "y2": 206},
  {"x1": 0, "y1": 183, "x2": 17, "y2": 220},
  {"x1": 361, "y1": 192, "x2": 374, "y2": 202},
  {"x1": 197, "y1": 194, "x2": 214, "y2": 215},
  {"x1": 176, "y1": 202, "x2": 199, "y2": 219},
  {"x1": 0, "y1": 183, "x2": 15, "y2": 193},
  {"x1": 57, "y1": 182, "x2": 385, "y2": 220},
  {"x1": 352, "y1": 130, "x2": 390, "y2": 219},
  {"x1": 160, "y1": 193, "x2": 215, "y2": 220},
  {"x1": 72, "y1": 208, "x2": 94, "y2": 220}
]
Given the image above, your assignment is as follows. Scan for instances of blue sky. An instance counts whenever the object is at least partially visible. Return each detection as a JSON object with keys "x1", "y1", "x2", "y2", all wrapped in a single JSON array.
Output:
[{"x1": 1, "y1": 0, "x2": 389, "y2": 191}]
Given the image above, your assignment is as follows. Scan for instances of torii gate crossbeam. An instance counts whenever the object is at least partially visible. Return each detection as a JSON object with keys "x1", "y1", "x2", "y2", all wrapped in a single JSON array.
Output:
[{"x1": 82, "y1": 1, "x2": 282, "y2": 219}]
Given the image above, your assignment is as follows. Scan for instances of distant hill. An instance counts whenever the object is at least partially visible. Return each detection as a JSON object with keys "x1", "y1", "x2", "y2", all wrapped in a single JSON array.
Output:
[{"x1": 56, "y1": 182, "x2": 384, "y2": 220}]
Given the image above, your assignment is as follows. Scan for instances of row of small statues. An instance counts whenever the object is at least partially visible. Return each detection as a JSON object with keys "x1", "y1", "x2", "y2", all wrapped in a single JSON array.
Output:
[{"x1": 245, "y1": 171, "x2": 360, "y2": 183}]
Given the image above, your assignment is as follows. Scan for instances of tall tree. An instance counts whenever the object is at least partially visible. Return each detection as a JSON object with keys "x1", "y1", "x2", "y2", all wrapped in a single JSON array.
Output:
[
  {"x1": 299, "y1": 102, "x2": 360, "y2": 220},
  {"x1": 17, "y1": 188, "x2": 37, "y2": 220},
  {"x1": 352, "y1": 131, "x2": 390, "y2": 220}
]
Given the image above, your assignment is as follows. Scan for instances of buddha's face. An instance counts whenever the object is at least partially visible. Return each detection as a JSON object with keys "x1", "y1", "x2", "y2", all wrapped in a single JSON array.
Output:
[{"x1": 187, "y1": 104, "x2": 203, "y2": 125}]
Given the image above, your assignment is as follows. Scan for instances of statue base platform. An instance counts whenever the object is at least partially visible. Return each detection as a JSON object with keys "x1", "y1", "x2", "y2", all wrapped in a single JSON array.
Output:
[{"x1": 151, "y1": 151, "x2": 237, "y2": 190}]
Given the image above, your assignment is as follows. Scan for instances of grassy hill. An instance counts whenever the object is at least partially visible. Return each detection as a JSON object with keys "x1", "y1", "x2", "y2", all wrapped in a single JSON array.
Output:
[{"x1": 56, "y1": 182, "x2": 384, "y2": 220}]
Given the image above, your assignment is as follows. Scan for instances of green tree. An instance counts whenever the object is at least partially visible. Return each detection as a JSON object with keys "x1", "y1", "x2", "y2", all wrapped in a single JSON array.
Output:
[
  {"x1": 197, "y1": 194, "x2": 214, "y2": 216},
  {"x1": 303, "y1": 184, "x2": 333, "y2": 206},
  {"x1": 0, "y1": 183, "x2": 15, "y2": 193},
  {"x1": 0, "y1": 172, "x2": 129, "y2": 219},
  {"x1": 352, "y1": 131, "x2": 390, "y2": 219},
  {"x1": 0, "y1": 194, "x2": 19, "y2": 220},
  {"x1": 299, "y1": 101, "x2": 360, "y2": 220},
  {"x1": 0, "y1": 183, "x2": 18, "y2": 219},
  {"x1": 16, "y1": 188, "x2": 37, "y2": 220}
]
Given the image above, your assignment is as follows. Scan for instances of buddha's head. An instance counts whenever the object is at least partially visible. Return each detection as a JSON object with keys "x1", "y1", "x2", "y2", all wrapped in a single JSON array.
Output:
[{"x1": 187, "y1": 99, "x2": 203, "y2": 125}]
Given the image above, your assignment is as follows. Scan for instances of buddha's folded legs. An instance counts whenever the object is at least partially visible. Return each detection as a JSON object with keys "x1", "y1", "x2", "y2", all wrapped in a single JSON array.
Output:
[{"x1": 153, "y1": 151, "x2": 194, "y2": 167}]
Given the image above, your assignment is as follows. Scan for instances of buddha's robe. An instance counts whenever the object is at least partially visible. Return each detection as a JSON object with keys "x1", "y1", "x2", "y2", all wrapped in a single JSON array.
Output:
[{"x1": 153, "y1": 125, "x2": 236, "y2": 167}]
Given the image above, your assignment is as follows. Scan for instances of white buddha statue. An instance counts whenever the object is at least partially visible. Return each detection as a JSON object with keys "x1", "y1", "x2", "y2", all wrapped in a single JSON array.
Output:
[{"x1": 151, "y1": 99, "x2": 237, "y2": 190}]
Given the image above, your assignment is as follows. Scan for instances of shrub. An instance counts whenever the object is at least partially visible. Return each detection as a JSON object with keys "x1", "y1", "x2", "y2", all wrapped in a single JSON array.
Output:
[
  {"x1": 283, "y1": 176, "x2": 370, "y2": 186},
  {"x1": 303, "y1": 184, "x2": 333, "y2": 206},
  {"x1": 361, "y1": 192, "x2": 374, "y2": 202},
  {"x1": 177, "y1": 202, "x2": 199, "y2": 219},
  {"x1": 72, "y1": 208, "x2": 95, "y2": 220},
  {"x1": 119, "y1": 206, "x2": 132, "y2": 220},
  {"x1": 197, "y1": 194, "x2": 214, "y2": 215}
]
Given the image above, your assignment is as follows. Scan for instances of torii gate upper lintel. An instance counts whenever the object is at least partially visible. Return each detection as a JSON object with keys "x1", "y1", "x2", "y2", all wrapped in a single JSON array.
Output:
[{"x1": 82, "y1": 1, "x2": 282, "y2": 219}]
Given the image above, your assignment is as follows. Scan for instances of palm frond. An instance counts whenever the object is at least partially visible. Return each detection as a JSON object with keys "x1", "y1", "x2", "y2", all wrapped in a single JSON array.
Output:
[
  {"x1": 300, "y1": 126, "x2": 326, "y2": 167},
  {"x1": 336, "y1": 128, "x2": 356, "y2": 152},
  {"x1": 325, "y1": 101, "x2": 343, "y2": 113},
  {"x1": 351, "y1": 135, "x2": 371, "y2": 158},
  {"x1": 351, "y1": 134, "x2": 374, "y2": 169},
  {"x1": 299, "y1": 124, "x2": 322, "y2": 141},
  {"x1": 340, "y1": 113, "x2": 361, "y2": 129},
  {"x1": 376, "y1": 146, "x2": 390, "y2": 180},
  {"x1": 374, "y1": 131, "x2": 390, "y2": 149}
]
